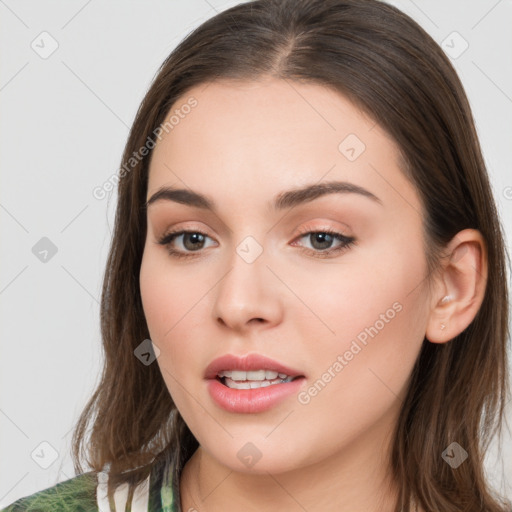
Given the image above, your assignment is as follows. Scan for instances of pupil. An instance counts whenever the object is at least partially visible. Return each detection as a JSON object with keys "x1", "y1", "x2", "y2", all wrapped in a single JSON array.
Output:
[
  {"x1": 184, "y1": 233, "x2": 204, "y2": 251},
  {"x1": 312, "y1": 233, "x2": 332, "y2": 250}
]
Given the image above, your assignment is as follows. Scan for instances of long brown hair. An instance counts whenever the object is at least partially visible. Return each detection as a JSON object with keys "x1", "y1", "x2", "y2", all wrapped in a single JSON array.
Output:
[{"x1": 72, "y1": 0, "x2": 511, "y2": 510}]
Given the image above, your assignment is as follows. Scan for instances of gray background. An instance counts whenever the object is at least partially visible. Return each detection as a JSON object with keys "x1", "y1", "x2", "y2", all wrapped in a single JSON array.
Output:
[{"x1": 1, "y1": 0, "x2": 511, "y2": 506}]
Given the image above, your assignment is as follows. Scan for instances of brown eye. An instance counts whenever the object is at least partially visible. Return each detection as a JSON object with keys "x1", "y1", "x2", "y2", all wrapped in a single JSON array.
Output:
[
  {"x1": 306, "y1": 232, "x2": 336, "y2": 250},
  {"x1": 157, "y1": 230, "x2": 215, "y2": 258},
  {"x1": 293, "y1": 229, "x2": 356, "y2": 258},
  {"x1": 180, "y1": 232, "x2": 207, "y2": 251}
]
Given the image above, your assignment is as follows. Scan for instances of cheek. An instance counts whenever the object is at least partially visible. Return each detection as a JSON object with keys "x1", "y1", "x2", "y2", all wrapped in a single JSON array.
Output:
[
  {"x1": 139, "y1": 249, "x2": 212, "y2": 396},
  {"x1": 297, "y1": 234, "x2": 428, "y2": 390},
  {"x1": 294, "y1": 291, "x2": 425, "y2": 454},
  {"x1": 140, "y1": 249, "x2": 200, "y2": 338},
  {"x1": 290, "y1": 240, "x2": 426, "y2": 345}
]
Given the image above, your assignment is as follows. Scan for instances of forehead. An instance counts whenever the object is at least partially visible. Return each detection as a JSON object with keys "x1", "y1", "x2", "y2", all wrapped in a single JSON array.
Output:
[
  {"x1": 150, "y1": 77, "x2": 381, "y2": 170},
  {"x1": 147, "y1": 77, "x2": 420, "y2": 216}
]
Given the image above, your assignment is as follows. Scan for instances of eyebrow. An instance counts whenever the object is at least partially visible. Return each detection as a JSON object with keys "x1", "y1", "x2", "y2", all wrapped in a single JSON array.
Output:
[{"x1": 145, "y1": 180, "x2": 382, "y2": 211}]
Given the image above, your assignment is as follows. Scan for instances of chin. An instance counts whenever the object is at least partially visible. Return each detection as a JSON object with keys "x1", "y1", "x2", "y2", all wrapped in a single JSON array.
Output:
[{"x1": 199, "y1": 437, "x2": 312, "y2": 476}]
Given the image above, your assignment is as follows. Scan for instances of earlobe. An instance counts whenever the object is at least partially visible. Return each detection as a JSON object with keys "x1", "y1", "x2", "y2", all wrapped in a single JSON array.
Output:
[{"x1": 425, "y1": 229, "x2": 488, "y2": 344}]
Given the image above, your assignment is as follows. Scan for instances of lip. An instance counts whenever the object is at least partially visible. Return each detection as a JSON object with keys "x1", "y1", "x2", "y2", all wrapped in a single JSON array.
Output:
[
  {"x1": 204, "y1": 353, "x2": 304, "y2": 379},
  {"x1": 204, "y1": 353, "x2": 306, "y2": 414}
]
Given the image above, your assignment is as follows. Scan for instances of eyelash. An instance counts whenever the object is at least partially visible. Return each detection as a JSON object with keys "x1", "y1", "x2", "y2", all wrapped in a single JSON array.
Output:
[{"x1": 156, "y1": 227, "x2": 356, "y2": 260}]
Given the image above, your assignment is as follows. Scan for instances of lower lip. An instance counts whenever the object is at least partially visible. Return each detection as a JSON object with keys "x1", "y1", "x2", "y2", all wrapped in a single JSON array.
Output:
[{"x1": 207, "y1": 377, "x2": 305, "y2": 413}]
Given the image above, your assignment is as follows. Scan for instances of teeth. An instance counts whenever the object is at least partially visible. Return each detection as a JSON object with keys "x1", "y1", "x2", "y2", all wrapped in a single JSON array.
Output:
[
  {"x1": 247, "y1": 370, "x2": 266, "y2": 380},
  {"x1": 251, "y1": 380, "x2": 271, "y2": 388},
  {"x1": 224, "y1": 376, "x2": 294, "y2": 389},
  {"x1": 218, "y1": 369, "x2": 291, "y2": 381},
  {"x1": 231, "y1": 370, "x2": 247, "y2": 381}
]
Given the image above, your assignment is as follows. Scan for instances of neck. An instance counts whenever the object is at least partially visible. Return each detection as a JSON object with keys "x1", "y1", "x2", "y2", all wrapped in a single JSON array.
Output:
[{"x1": 179, "y1": 413, "x2": 404, "y2": 512}]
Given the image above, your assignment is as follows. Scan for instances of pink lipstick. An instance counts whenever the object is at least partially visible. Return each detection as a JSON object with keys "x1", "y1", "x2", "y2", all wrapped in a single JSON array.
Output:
[{"x1": 205, "y1": 353, "x2": 305, "y2": 413}]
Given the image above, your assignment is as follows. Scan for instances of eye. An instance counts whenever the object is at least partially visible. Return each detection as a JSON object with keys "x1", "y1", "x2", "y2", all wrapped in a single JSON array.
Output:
[
  {"x1": 292, "y1": 228, "x2": 356, "y2": 258},
  {"x1": 157, "y1": 229, "x2": 216, "y2": 259},
  {"x1": 156, "y1": 227, "x2": 356, "y2": 260}
]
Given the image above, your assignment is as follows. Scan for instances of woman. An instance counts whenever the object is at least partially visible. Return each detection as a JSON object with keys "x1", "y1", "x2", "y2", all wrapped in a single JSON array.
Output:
[{"x1": 3, "y1": 0, "x2": 509, "y2": 510}]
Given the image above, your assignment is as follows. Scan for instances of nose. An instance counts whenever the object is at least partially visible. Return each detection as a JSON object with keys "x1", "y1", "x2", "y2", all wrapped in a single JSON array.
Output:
[{"x1": 211, "y1": 245, "x2": 284, "y2": 333}]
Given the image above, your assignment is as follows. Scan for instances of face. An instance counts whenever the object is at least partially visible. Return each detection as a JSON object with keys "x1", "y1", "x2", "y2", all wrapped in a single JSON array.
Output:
[{"x1": 139, "y1": 77, "x2": 431, "y2": 475}]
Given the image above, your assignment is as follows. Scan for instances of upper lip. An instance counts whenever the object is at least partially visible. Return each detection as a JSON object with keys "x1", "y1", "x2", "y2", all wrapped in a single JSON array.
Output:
[{"x1": 204, "y1": 353, "x2": 305, "y2": 379}]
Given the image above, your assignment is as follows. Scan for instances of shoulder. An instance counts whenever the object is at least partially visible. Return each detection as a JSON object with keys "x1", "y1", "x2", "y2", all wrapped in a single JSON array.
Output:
[
  {"x1": 0, "y1": 471, "x2": 98, "y2": 512},
  {"x1": 0, "y1": 457, "x2": 177, "y2": 512}
]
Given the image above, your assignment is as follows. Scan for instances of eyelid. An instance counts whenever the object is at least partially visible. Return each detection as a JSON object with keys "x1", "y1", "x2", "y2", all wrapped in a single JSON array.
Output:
[
  {"x1": 156, "y1": 221, "x2": 214, "y2": 239},
  {"x1": 294, "y1": 222, "x2": 352, "y2": 237},
  {"x1": 156, "y1": 227, "x2": 215, "y2": 247},
  {"x1": 157, "y1": 222, "x2": 356, "y2": 259},
  {"x1": 291, "y1": 225, "x2": 355, "y2": 257}
]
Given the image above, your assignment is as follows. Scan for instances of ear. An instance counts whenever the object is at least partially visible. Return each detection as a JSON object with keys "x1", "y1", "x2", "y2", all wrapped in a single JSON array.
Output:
[{"x1": 425, "y1": 229, "x2": 488, "y2": 344}]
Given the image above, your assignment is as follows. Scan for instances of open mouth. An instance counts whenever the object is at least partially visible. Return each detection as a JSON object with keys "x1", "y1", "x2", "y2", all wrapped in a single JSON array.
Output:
[
  {"x1": 206, "y1": 360, "x2": 306, "y2": 413},
  {"x1": 216, "y1": 369, "x2": 303, "y2": 390}
]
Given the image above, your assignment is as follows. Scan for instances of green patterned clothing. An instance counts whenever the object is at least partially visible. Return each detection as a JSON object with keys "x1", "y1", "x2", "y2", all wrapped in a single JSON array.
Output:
[{"x1": 0, "y1": 459, "x2": 179, "y2": 512}]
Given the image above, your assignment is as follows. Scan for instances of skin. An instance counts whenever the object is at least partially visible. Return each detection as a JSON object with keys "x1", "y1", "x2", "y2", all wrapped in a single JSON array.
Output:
[{"x1": 139, "y1": 77, "x2": 487, "y2": 512}]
